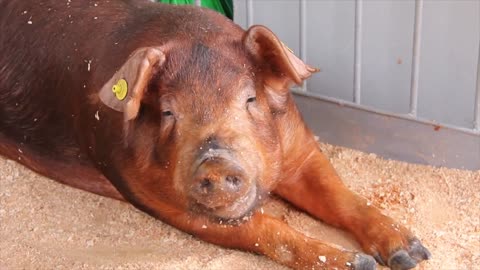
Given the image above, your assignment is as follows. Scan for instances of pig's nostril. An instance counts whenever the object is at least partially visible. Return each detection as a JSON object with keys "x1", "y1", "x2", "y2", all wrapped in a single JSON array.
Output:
[
  {"x1": 225, "y1": 175, "x2": 242, "y2": 191},
  {"x1": 199, "y1": 178, "x2": 213, "y2": 194}
]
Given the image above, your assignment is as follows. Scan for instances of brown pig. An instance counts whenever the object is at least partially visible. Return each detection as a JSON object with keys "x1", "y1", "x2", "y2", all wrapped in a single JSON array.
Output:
[{"x1": 0, "y1": 1, "x2": 430, "y2": 269}]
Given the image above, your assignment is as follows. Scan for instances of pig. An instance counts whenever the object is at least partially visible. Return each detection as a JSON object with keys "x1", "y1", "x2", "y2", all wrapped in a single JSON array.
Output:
[{"x1": 0, "y1": 1, "x2": 430, "y2": 269}]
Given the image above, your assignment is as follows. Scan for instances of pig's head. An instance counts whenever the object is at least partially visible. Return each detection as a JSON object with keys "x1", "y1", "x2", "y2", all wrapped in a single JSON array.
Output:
[{"x1": 98, "y1": 25, "x2": 317, "y2": 222}]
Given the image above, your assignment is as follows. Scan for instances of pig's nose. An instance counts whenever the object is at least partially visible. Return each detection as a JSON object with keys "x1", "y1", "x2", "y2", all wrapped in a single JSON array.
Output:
[
  {"x1": 197, "y1": 174, "x2": 243, "y2": 195},
  {"x1": 191, "y1": 157, "x2": 248, "y2": 207}
]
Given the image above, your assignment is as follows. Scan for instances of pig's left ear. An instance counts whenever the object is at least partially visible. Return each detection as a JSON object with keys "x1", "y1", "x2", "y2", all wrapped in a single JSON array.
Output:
[
  {"x1": 98, "y1": 47, "x2": 166, "y2": 121},
  {"x1": 243, "y1": 25, "x2": 318, "y2": 90}
]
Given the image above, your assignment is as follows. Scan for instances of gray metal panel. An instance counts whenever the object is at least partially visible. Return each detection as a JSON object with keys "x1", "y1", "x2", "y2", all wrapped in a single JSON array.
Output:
[
  {"x1": 417, "y1": 0, "x2": 480, "y2": 129},
  {"x1": 232, "y1": 0, "x2": 480, "y2": 169},
  {"x1": 360, "y1": 0, "x2": 415, "y2": 113},
  {"x1": 250, "y1": 0, "x2": 300, "y2": 56},
  {"x1": 305, "y1": 0, "x2": 355, "y2": 101},
  {"x1": 294, "y1": 93, "x2": 480, "y2": 171},
  {"x1": 233, "y1": 0, "x2": 247, "y2": 29}
]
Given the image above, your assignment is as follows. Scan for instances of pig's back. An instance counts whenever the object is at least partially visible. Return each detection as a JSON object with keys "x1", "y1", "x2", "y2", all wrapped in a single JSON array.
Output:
[{"x1": 0, "y1": 0, "x2": 240, "y2": 157}]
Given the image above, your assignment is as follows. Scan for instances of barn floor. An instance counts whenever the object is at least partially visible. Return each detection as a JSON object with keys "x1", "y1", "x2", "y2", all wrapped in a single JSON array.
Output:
[{"x1": 0, "y1": 143, "x2": 479, "y2": 270}]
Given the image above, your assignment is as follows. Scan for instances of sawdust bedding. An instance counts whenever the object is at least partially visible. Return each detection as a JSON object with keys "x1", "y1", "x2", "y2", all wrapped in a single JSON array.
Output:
[{"x1": 1, "y1": 143, "x2": 479, "y2": 269}]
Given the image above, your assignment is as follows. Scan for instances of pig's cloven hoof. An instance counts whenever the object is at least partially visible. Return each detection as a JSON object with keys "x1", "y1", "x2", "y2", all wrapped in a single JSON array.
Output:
[
  {"x1": 354, "y1": 253, "x2": 377, "y2": 270},
  {"x1": 386, "y1": 238, "x2": 431, "y2": 270}
]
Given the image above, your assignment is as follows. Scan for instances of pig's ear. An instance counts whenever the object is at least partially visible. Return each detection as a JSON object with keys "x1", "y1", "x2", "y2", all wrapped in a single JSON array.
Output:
[
  {"x1": 98, "y1": 47, "x2": 166, "y2": 121},
  {"x1": 243, "y1": 25, "x2": 319, "y2": 90}
]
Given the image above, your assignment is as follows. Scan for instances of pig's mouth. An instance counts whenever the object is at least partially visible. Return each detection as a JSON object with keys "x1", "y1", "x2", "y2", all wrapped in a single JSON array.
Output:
[
  {"x1": 193, "y1": 184, "x2": 259, "y2": 221},
  {"x1": 211, "y1": 184, "x2": 258, "y2": 220}
]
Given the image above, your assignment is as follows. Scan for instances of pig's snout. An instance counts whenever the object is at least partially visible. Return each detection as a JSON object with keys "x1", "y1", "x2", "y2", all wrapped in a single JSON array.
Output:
[
  {"x1": 197, "y1": 174, "x2": 243, "y2": 196},
  {"x1": 190, "y1": 152, "x2": 258, "y2": 219},
  {"x1": 192, "y1": 157, "x2": 248, "y2": 203}
]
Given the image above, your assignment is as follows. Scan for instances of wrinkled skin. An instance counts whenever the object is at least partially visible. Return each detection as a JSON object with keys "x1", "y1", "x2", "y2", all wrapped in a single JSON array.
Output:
[{"x1": 0, "y1": 1, "x2": 431, "y2": 269}]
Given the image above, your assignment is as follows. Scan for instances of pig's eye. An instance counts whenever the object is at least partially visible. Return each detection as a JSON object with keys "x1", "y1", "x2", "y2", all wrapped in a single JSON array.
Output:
[
  {"x1": 246, "y1": 96, "x2": 256, "y2": 103},
  {"x1": 162, "y1": 110, "x2": 173, "y2": 117}
]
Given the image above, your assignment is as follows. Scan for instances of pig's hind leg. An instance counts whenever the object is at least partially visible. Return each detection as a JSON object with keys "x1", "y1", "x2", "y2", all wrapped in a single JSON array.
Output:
[
  {"x1": 274, "y1": 145, "x2": 431, "y2": 270},
  {"x1": 0, "y1": 133, "x2": 123, "y2": 201}
]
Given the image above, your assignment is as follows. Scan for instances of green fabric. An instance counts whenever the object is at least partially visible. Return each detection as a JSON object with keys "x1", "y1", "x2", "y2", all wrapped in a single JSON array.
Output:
[{"x1": 156, "y1": 0, "x2": 233, "y2": 20}]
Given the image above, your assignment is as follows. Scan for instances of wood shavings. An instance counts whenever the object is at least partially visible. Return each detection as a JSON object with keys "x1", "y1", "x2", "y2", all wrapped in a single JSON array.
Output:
[{"x1": 0, "y1": 143, "x2": 478, "y2": 269}]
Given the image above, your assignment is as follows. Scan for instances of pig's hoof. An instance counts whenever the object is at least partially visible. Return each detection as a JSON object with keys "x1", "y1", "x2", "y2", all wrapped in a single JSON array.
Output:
[
  {"x1": 408, "y1": 238, "x2": 431, "y2": 262},
  {"x1": 387, "y1": 239, "x2": 431, "y2": 270},
  {"x1": 388, "y1": 250, "x2": 416, "y2": 270},
  {"x1": 354, "y1": 253, "x2": 377, "y2": 270}
]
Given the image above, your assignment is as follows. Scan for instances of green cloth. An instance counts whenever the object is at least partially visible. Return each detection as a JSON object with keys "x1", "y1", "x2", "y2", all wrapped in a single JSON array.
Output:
[{"x1": 156, "y1": 0, "x2": 233, "y2": 20}]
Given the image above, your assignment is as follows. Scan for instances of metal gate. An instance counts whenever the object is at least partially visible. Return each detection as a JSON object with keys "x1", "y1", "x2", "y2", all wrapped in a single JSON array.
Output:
[{"x1": 232, "y1": 0, "x2": 479, "y2": 170}]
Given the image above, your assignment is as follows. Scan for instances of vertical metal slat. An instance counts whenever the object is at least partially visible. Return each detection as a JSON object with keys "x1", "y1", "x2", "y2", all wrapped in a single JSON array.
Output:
[
  {"x1": 246, "y1": 0, "x2": 253, "y2": 27},
  {"x1": 474, "y1": 40, "x2": 480, "y2": 130},
  {"x1": 409, "y1": 0, "x2": 423, "y2": 116},
  {"x1": 300, "y1": 0, "x2": 307, "y2": 91},
  {"x1": 353, "y1": 0, "x2": 363, "y2": 104}
]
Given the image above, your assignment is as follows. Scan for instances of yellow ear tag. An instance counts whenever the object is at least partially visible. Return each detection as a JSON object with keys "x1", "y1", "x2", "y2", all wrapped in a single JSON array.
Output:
[{"x1": 112, "y1": 79, "x2": 128, "y2": 100}]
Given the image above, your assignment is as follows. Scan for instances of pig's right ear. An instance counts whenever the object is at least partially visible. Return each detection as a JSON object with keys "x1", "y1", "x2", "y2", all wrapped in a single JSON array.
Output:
[
  {"x1": 99, "y1": 47, "x2": 166, "y2": 121},
  {"x1": 243, "y1": 25, "x2": 318, "y2": 91}
]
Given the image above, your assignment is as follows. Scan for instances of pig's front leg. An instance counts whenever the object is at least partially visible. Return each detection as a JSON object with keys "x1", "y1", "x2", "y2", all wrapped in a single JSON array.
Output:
[
  {"x1": 160, "y1": 208, "x2": 375, "y2": 270},
  {"x1": 274, "y1": 143, "x2": 431, "y2": 270}
]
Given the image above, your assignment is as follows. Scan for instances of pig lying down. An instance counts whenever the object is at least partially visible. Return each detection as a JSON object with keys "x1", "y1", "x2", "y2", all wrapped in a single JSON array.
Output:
[{"x1": 0, "y1": 1, "x2": 430, "y2": 269}]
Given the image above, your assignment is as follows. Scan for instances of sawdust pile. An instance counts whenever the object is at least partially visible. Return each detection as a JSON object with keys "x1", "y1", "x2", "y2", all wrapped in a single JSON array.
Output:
[{"x1": 1, "y1": 143, "x2": 479, "y2": 269}]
